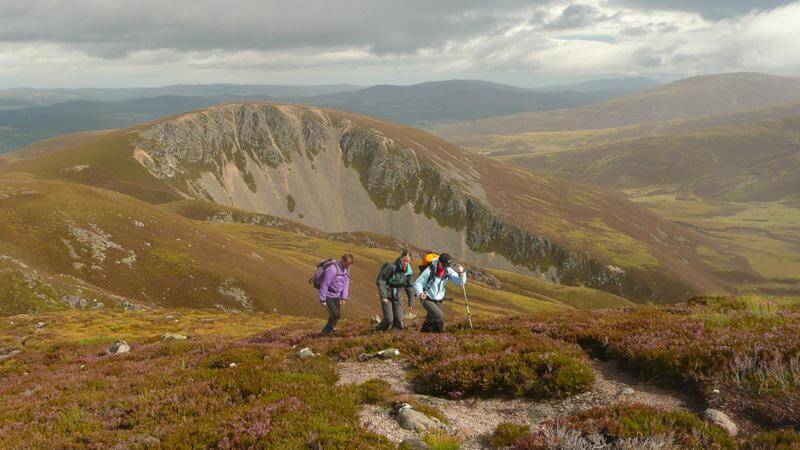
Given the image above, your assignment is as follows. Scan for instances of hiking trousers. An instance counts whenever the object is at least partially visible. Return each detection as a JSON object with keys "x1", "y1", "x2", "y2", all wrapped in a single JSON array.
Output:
[
  {"x1": 376, "y1": 297, "x2": 404, "y2": 331},
  {"x1": 421, "y1": 299, "x2": 445, "y2": 333},
  {"x1": 322, "y1": 298, "x2": 341, "y2": 335}
]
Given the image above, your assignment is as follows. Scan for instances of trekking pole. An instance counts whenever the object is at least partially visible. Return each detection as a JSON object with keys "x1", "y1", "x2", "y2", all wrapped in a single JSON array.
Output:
[{"x1": 462, "y1": 284, "x2": 474, "y2": 330}]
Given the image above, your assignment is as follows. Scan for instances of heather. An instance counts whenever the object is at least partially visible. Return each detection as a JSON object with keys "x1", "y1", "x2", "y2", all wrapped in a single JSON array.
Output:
[
  {"x1": 2, "y1": 295, "x2": 799, "y2": 447},
  {"x1": 540, "y1": 295, "x2": 800, "y2": 428}
]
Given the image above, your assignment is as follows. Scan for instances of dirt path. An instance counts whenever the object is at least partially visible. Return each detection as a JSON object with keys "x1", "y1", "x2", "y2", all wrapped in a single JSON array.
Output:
[{"x1": 337, "y1": 357, "x2": 696, "y2": 449}]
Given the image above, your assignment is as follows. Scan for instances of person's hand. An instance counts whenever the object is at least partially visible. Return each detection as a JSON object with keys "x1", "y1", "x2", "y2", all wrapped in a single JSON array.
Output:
[
  {"x1": 320, "y1": 301, "x2": 327, "y2": 309},
  {"x1": 457, "y1": 265, "x2": 465, "y2": 274},
  {"x1": 420, "y1": 292, "x2": 428, "y2": 300},
  {"x1": 341, "y1": 299, "x2": 347, "y2": 306},
  {"x1": 381, "y1": 298, "x2": 389, "y2": 304}
]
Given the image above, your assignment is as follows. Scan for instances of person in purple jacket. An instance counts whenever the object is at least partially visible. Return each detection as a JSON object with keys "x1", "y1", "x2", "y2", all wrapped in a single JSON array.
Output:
[{"x1": 319, "y1": 253, "x2": 353, "y2": 336}]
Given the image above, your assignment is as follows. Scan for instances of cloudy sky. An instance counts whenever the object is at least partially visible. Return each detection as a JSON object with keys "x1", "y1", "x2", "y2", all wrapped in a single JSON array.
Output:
[{"x1": 1, "y1": 0, "x2": 799, "y2": 88}]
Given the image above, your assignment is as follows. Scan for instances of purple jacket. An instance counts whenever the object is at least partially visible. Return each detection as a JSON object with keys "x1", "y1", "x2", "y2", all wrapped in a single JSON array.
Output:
[{"x1": 318, "y1": 261, "x2": 350, "y2": 303}]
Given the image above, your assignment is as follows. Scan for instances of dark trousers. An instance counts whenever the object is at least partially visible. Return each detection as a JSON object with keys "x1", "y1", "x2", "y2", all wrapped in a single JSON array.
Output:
[
  {"x1": 401, "y1": 286, "x2": 415, "y2": 308},
  {"x1": 322, "y1": 298, "x2": 341, "y2": 335},
  {"x1": 421, "y1": 299, "x2": 445, "y2": 333},
  {"x1": 376, "y1": 297, "x2": 404, "y2": 331}
]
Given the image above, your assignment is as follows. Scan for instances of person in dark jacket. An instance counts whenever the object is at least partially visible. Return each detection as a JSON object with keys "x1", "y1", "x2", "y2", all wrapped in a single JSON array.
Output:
[{"x1": 375, "y1": 251, "x2": 413, "y2": 331}]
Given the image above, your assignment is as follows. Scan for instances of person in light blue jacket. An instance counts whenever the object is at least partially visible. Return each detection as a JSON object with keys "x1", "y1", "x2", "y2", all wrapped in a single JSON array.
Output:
[{"x1": 413, "y1": 253, "x2": 466, "y2": 333}]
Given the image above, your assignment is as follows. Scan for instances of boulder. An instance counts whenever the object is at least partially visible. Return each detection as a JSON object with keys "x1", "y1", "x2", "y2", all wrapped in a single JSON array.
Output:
[
  {"x1": 108, "y1": 340, "x2": 131, "y2": 355},
  {"x1": 396, "y1": 403, "x2": 442, "y2": 433},
  {"x1": 528, "y1": 403, "x2": 557, "y2": 426},
  {"x1": 34, "y1": 322, "x2": 46, "y2": 330},
  {"x1": 399, "y1": 437, "x2": 430, "y2": 450},
  {"x1": 297, "y1": 347, "x2": 315, "y2": 358},
  {"x1": 703, "y1": 409, "x2": 738, "y2": 436},
  {"x1": 162, "y1": 333, "x2": 188, "y2": 341}
]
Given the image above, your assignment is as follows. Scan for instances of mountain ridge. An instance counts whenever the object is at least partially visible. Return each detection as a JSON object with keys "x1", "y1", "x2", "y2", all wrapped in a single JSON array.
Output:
[{"x1": 3, "y1": 102, "x2": 735, "y2": 302}]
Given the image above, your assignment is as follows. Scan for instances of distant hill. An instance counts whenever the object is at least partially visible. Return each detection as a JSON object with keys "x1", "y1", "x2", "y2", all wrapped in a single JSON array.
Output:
[
  {"x1": 536, "y1": 77, "x2": 660, "y2": 93},
  {"x1": 436, "y1": 73, "x2": 800, "y2": 138},
  {"x1": 302, "y1": 79, "x2": 628, "y2": 127},
  {"x1": 0, "y1": 84, "x2": 363, "y2": 106},
  {"x1": 1, "y1": 103, "x2": 735, "y2": 302},
  {"x1": 0, "y1": 95, "x2": 276, "y2": 153},
  {"x1": 0, "y1": 79, "x2": 644, "y2": 153}
]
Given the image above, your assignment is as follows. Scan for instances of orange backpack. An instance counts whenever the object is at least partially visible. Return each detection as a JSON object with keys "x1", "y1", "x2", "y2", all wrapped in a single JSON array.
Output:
[{"x1": 418, "y1": 253, "x2": 439, "y2": 273}]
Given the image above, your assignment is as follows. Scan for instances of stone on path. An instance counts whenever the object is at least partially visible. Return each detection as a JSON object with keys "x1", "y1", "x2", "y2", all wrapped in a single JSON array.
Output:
[
  {"x1": 703, "y1": 409, "x2": 738, "y2": 436},
  {"x1": 396, "y1": 403, "x2": 443, "y2": 433},
  {"x1": 108, "y1": 340, "x2": 131, "y2": 354}
]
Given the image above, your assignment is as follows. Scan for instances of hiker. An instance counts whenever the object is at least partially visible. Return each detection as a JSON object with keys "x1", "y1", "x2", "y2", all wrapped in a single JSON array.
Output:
[
  {"x1": 375, "y1": 251, "x2": 413, "y2": 331},
  {"x1": 413, "y1": 253, "x2": 466, "y2": 333},
  {"x1": 313, "y1": 254, "x2": 353, "y2": 336}
]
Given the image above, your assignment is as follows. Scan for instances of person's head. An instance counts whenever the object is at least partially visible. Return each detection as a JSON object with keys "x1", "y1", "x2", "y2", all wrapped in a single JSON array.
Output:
[
  {"x1": 398, "y1": 250, "x2": 411, "y2": 270},
  {"x1": 340, "y1": 253, "x2": 354, "y2": 269},
  {"x1": 438, "y1": 253, "x2": 453, "y2": 268}
]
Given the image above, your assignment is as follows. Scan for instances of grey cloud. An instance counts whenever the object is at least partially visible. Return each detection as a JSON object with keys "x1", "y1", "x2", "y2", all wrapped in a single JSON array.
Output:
[
  {"x1": 0, "y1": 0, "x2": 551, "y2": 58},
  {"x1": 610, "y1": 0, "x2": 796, "y2": 19},
  {"x1": 545, "y1": 3, "x2": 608, "y2": 29}
]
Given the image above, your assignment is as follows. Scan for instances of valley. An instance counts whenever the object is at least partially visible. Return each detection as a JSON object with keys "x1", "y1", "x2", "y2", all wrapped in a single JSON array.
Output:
[{"x1": 436, "y1": 73, "x2": 800, "y2": 297}]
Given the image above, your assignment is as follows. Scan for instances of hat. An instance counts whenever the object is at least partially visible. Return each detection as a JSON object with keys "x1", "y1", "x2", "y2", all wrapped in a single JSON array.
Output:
[{"x1": 438, "y1": 253, "x2": 453, "y2": 267}]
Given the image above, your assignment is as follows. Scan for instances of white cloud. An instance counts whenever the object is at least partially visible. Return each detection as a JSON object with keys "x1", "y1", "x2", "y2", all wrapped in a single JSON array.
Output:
[{"x1": 0, "y1": 0, "x2": 798, "y2": 87}]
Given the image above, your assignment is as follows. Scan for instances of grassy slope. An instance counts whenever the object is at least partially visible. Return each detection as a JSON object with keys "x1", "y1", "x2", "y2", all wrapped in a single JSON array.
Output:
[
  {"x1": 504, "y1": 117, "x2": 800, "y2": 203},
  {"x1": 0, "y1": 174, "x2": 632, "y2": 318}
]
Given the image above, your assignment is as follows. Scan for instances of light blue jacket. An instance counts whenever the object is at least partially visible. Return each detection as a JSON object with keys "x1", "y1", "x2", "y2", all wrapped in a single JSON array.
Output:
[{"x1": 413, "y1": 263, "x2": 467, "y2": 301}]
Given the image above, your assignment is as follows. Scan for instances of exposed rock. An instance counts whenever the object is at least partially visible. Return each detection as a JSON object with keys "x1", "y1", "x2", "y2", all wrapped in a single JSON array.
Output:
[
  {"x1": 34, "y1": 321, "x2": 46, "y2": 330},
  {"x1": 297, "y1": 347, "x2": 315, "y2": 358},
  {"x1": 379, "y1": 348, "x2": 400, "y2": 359},
  {"x1": 218, "y1": 278, "x2": 252, "y2": 311},
  {"x1": 703, "y1": 409, "x2": 738, "y2": 436},
  {"x1": 395, "y1": 403, "x2": 443, "y2": 433},
  {"x1": 162, "y1": 333, "x2": 188, "y2": 341},
  {"x1": 528, "y1": 403, "x2": 557, "y2": 426},
  {"x1": 359, "y1": 348, "x2": 401, "y2": 362},
  {"x1": 62, "y1": 294, "x2": 88, "y2": 308},
  {"x1": 399, "y1": 437, "x2": 430, "y2": 450},
  {"x1": 108, "y1": 340, "x2": 131, "y2": 355}
]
